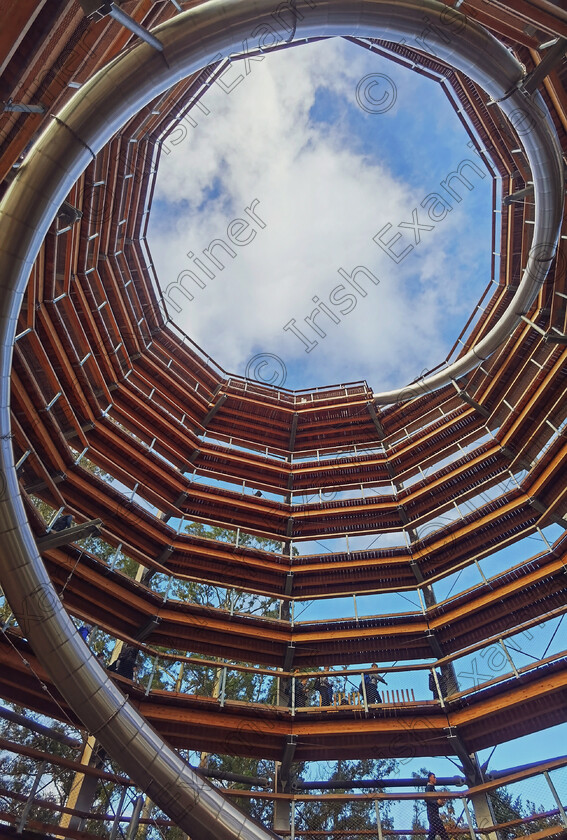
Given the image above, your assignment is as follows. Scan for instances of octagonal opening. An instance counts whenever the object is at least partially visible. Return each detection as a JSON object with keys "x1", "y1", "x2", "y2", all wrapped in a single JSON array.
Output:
[{"x1": 148, "y1": 37, "x2": 495, "y2": 392}]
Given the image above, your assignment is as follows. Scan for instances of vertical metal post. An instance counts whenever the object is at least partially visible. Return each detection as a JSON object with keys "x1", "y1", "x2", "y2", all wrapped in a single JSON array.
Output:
[
  {"x1": 111, "y1": 543, "x2": 122, "y2": 570},
  {"x1": 538, "y1": 525, "x2": 552, "y2": 551},
  {"x1": 74, "y1": 447, "x2": 89, "y2": 465},
  {"x1": 361, "y1": 672, "x2": 368, "y2": 713},
  {"x1": 48, "y1": 507, "x2": 65, "y2": 530},
  {"x1": 109, "y1": 784, "x2": 128, "y2": 840},
  {"x1": 18, "y1": 760, "x2": 47, "y2": 832},
  {"x1": 498, "y1": 638, "x2": 519, "y2": 677},
  {"x1": 219, "y1": 666, "x2": 228, "y2": 707},
  {"x1": 543, "y1": 771, "x2": 567, "y2": 826},
  {"x1": 375, "y1": 799, "x2": 383, "y2": 840},
  {"x1": 353, "y1": 594, "x2": 358, "y2": 622},
  {"x1": 431, "y1": 667, "x2": 446, "y2": 708},
  {"x1": 162, "y1": 576, "x2": 172, "y2": 603},
  {"x1": 463, "y1": 798, "x2": 478, "y2": 840},
  {"x1": 145, "y1": 655, "x2": 158, "y2": 696},
  {"x1": 175, "y1": 661, "x2": 185, "y2": 693},
  {"x1": 473, "y1": 557, "x2": 488, "y2": 583},
  {"x1": 290, "y1": 800, "x2": 295, "y2": 840},
  {"x1": 291, "y1": 676, "x2": 295, "y2": 717},
  {"x1": 126, "y1": 794, "x2": 145, "y2": 840}
]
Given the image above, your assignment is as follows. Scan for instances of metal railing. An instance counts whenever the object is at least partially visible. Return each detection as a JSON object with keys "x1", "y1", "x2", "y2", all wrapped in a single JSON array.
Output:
[{"x1": 0, "y1": 733, "x2": 565, "y2": 840}]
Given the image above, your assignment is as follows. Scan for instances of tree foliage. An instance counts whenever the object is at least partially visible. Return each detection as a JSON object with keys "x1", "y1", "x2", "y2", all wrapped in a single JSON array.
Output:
[
  {"x1": 0, "y1": 706, "x2": 81, "y2": 827},
  {"x1": 1, "y1": 514, "x2": 409, "y2": 836},
  {"x1": 488, "y1": 785, "x2": 559, "y2": 839},
  {"x1": 294, "y1": 758, "x2": 399, "y2": 836}
]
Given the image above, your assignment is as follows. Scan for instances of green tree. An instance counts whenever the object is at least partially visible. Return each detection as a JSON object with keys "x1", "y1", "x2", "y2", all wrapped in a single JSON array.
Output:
[
  {"x1": 295, "y1": 758, "x2": 399, "y2": 837},
  {"x1": 144, "y1": 520, "x2": 289, "y2": 620},
  {"x1": 488, "y1": 785, "x2": 557, "y2": 839},
  {"x1": 0, "y1": 705, "x2": 82, "y2": 829},
  {"x1": 129, "y1": 521, "x2": 286, "y2": 698}
]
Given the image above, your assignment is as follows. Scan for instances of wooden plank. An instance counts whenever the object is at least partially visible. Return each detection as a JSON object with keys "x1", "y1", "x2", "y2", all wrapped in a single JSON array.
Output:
[{"x1": 0, "y1": 0, "x2": 49, "y2": 76}]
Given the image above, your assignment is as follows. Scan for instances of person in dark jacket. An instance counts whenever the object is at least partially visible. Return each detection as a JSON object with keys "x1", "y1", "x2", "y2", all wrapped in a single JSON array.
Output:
[
  {"x1": 52, "y1": 513, "x2": 73, "y2": 531},
  {"x1": 107, "y1": 644, "x2": 138, "y2": 680},
  {"x1": 314, "y1": 674, "x2": 334, "y2": 706},
  {"x1": 425, "y1": 772, "x2": 449, "y2": 840},
  {"x1": 289, "y1": 677, "x2": 309, "y2": 708},
  {"x1": 361, "y1": 663, "x2": 387, "y2": 703}
]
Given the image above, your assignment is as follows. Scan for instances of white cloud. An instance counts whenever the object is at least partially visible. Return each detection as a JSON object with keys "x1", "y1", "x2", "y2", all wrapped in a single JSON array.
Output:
[{"x1": 148, "y1": 37, "x2": 491, "y2": 393}]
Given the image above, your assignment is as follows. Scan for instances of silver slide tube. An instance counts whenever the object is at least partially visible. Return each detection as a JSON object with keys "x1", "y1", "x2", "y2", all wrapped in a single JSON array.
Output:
[{"x1": 0, "y1": 1, "x2": 563, "y2": 837}]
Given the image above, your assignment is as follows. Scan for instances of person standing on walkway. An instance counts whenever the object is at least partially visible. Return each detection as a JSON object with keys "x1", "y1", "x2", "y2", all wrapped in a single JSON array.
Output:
[{"x1": 425, "y1": 772, "x2": 450, "y2": 840}]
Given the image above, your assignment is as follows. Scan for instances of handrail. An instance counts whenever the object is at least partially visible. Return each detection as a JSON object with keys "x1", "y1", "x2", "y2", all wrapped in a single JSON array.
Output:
[
  {"x1": 2, "y1": 620, "x2": 565, "y2": 715},
  {"x1": 0, "y1": 1, "x2": 563, "y2": 838},
  {"x1": 0, "y1": 741, "x2": 565, "y2": 840}
]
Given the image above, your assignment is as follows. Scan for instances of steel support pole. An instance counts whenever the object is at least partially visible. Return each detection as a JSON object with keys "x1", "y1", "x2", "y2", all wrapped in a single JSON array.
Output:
[
  {"x1": 109, "y1": 784, "x2": 129, "y2": 840},
  {"x1": 543, "y1": 771, "x2": 567, "y2": 827},
  {"x1": 462, "y1": 798, "x2": 480, "y2": 840},
  {"x1": 18, "y1": 761, "x2": 47, "y2": 832},
  {"x1": 126, "y1": 794, "x2": 145, "y2": 840},
  {"x1": 375, "y1": 799, "x2": 383, "y2": 840}
]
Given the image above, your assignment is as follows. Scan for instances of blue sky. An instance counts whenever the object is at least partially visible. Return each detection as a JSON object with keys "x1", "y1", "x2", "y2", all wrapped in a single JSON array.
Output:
[{"x1": 149, "y1": 37, "x2": 493, "y2": 394}]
